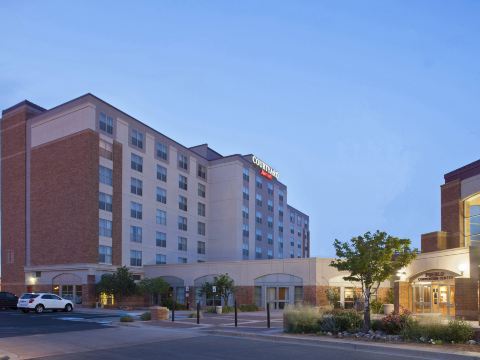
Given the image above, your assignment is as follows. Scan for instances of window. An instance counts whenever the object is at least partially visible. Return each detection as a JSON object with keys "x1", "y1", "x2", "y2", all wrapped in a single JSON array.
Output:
[
  {"x1": 267, "y1": 216, "x2": 273, "y2": 229},
  {"x1": 256, "y1": 229, "x2": 262, "y2": 241},
  {"x1": 256, "y1": 176, "x2": 263, "y2": 189},
  {"x1": 297, "y1": 241, "x2": 302, "y2": 249},
  {"x1": 305, "y1": 219, "x2": 309, "y2": 227},
  {"x1": 99, "y1": 192, "x2": 112, "y2": 212},
  {"x1": 197, "y1": 164, "x2": 207, "y2": 179},
  {"x1": 279, "y1": 222, "x2": 284, "y2": 234},
  {"x1": 131, "y1": 178, "x2": 143, "y2": 196},
  {"x1": 255, "y1": 247, "x2": 262, "y2": 259},
  {"x1": 279, "y1": 190, "x2": 284, "y2": 203},
  {"x1": 198, "y1": 202, "x2": 206, "y2": 217},
  {"x1": 131, "y1": 153, "x2": 143, "y2": 172},
  {"x1": 198, "y1": 222, "x2": 206, "y2": 236},
  {"x1": 267, "y1": 249, "x2": 273, "y2": 259},
  {"x1": 267, "y1": 183, "x2": 273, "y2": 196},
  {"x1": 156, "y1": 142, "x2": 168, "y2": 161},
  {"x1": 130, "y1": 202, "x2": 143, "y2": 219},
  {"x1": 99, "y1": 245, "x2": 112, "y2": 264},
  {"x1": 156, "y1": 254, "x2": 166, "y2": 265},
  {"x1": 242, "y1": 224, "x2": 249, "y2": 238},
  {"x1": 178, "y1": 216, "x2": 187, "y2": 231},
  {"x1": 99, "y1": 140, "x2": 113, "y2": 160},
  {"x1": 179, "y1": 195, "x2": 188, "y2": 211},
  {"x1": 279, "y1": 206, "x2": 284, "y2": 219},
  {"x1": 267, "y1": 233, "x2": 273, "y2": 245},
  {"x1": 267, "y1": 200, "x2": 273, "y2": 212},
  {"x1": 242, "y1": 206, "x2": 249, "y2": 220},
  {"x1": 178, "y1": 257, "x2": 187, "y2": 264},
  {"x1": 157, "y1": 165, "x2": 167, "y2": 182},
  {"x1": 290, "y1": 238, "x2": 295, "y2": 247},
  {"x1": 256, "y1": 194, "x2": 262, "y2": 207},
  {"x1": 179, "y1": 175, "x2": 188, "y2": 190},
  {"x1": 99, "y1": 112, "x2": 113, "y2": 134},
  {"x1": 197, "y1": 241, "x2": 206, "y2": 254},
  {"x1": 198, "y1": 183, "x2": 206, "y2": 198},
  {"x1": 156, "y1": 187, "x2": 167, "y2": 204},
  {"x1": 130, "y1": 225, "x2": 142, "y2": 243},
  {"x1": 156, "y1": 231, "x2": 166, "y2": 247},
  {"x1": 243, "y1": 168, "x2": 249, "y2": 182},
  {"x1": 99, "y1": 219, "x2": 112, "y2": 238},
  {"x1": 242, "y1": 243, "x2": 249, "y2": 259},
  {"x1": 290, "y1": 250, "x2": 294, "y2": 258},
  {"x1": 99, "y1": 166, "x2": 113, "y2": 186},
  {"x1": 178, "y1": 153, "x2": 188, "y2": 171},
  {"x1": 290, "y1": 212, "x2": 295, "y2": 223},
  {"x1": 156, "y1": 209, "x2": 167, "y2": 225},
  {"x1": 243, "y1": 187, "x2": 249, "y2": 200},
  {"x1": 131, "y1": 129, "x2": 144, "y2": 149},
  {"x1": 130, "y1": 250, "x2": 142, "y2": 266},
  {"x1": 297, "y1": 216, "x2": 302, "y2": 226},
  {"x1": 178, "y1": 237, "x2": 187, "y2": 251},
  {"x1": 290, "y1": 225, "x2": 295, "y2": 234},
  {"x1": 255, "y1": 211, "x2": 262, "y2": 224}
]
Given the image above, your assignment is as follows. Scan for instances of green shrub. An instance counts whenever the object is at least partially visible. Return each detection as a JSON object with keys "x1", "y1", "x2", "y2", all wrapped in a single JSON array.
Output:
[
  {"x1": 371, "y1": 319, "x2": 384, "y2": 332},
  {"x1": 370, "y1": 300, "x2": 383, "y2": 314},
  {"x1": 402, "y1": 318, "x2": 474, "y2": 343},
  {"x1": 120, "y1": 315, "x2": 134, "y2": 322},
  {"x1": 239, "y1": 304, "x2": 259, "y2": 312},
  {"x1": 319, "y1": 315, "x2": 339, "y2": 333},
  {"x1": 283, "y1": 306, "x2": 322, "y2": 333},
  {"x1": 161, "y1": 299, "x2": 189, "y2": 310},
  {"x1": 319, "y1": 310, "x2": 363, "y2": 333},
  {"x1": 382, "y1": 309, "x2": 411, "y2": 334},
  {"x1": 140, "y1": 312, "x2": 151, "y2": 321}
]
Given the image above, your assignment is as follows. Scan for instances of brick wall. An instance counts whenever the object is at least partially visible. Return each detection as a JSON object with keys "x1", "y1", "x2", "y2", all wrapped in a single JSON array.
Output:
[
  {"x1": 441, "y1": 180, "x2": 463, "y2": 249},
  {"x1": 234, "y1": 286, "x2": 254, "y2": 305},
  {"x1": 455, "y1": 278, "x2": 478, "y2": 320},
  {"x1": 394, "y1": 281, "x2": 410, "y2": 313},
  {"x1": 1, "y1": 104, "x2": 43, "y2": 295},
  {"x1": 30, "y1": 129, "x2": 99, "y2": 266},
  {"x1": 421, "y1": 231, "x2": 448, "y2": 253}
]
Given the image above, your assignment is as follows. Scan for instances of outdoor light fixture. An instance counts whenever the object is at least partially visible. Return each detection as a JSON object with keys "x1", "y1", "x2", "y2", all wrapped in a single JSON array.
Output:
[{"x1": 458, "y1": 263, "x2": 467, "y2": 276}]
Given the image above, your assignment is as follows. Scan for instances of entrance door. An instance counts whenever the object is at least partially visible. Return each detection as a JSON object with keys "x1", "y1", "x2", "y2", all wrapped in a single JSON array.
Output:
[
  {"x1": 413, "y1": 284, "x2": 432, "y2": 313},
  {"x1": 278, "y1": 287, "x2": 289, "y2": 309},
  {"x1": 267, "y1": 287, "x2": 277, "y2": 309}
]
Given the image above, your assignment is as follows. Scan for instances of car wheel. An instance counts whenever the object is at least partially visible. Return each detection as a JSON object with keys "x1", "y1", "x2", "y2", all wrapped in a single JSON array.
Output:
[
  {"x1": 21, "y1": 309, "x2": 29, "y2": 313},
  {"x1": 35, "y1": 304, "x2": 44, "y2": 314},
  {"x1": 64, "y1": 304, "x2": 73, "y2": 312}
]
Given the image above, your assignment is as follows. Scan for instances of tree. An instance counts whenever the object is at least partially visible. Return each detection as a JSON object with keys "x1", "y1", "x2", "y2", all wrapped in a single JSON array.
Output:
[
  {"x1": 330, "y1": 231, "x2": 417, "y2": 330},
  {"x1": 96, "y1": 266, "x2": 137, "y2": 303},
  {"x1": 138, "y1": 277, "x2": 169, "y2": 304},
  {"x1": 213, "y1": 274, "x2": 235, "y2": 306}
]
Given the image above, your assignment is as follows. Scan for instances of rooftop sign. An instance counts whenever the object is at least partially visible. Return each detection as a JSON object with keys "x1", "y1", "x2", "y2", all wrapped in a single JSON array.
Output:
[{"x1": 252, "y1": 155, "x2": 279, "y2": 180}]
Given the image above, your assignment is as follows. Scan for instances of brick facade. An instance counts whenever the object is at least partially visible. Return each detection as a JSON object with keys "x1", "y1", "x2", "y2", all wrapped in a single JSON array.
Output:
[
  {"x1": 234, "y1": 286, "x2": 254, "y2": 305},
  {"x1": 455, "y1": 278, "x2": 478, "y2": 320},
  {"x1": 440, "y1": 180, "x2": 463, "y2": 249},
  {"x1": 30, "y1": 129, "x2": 99, "y2": 266},
  {"x1": 394, "y1": 281, "x2": 410, "y2": 313},
  {"x1": 1, "y1": 103, "x2": 44, "y2": 295},
  {"x1": 421, "y1": 231, "x2": 448, "y2": 253}
]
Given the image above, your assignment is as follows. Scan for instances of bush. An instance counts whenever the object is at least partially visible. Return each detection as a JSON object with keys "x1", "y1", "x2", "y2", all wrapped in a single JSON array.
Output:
[
  {"x1": 328, "y1": 309, "x2": 363, "y2": 332},
  {"x1": 371, "y1": 319, "x2": 384, "y2": 332},
  {"x1": 239, "y1": 304, "x2": 259, "y2": 312},
  {"x1": 283, "y1": 305, "x2": 322, "y2": 333},
  {"x1": 222, "y1": 306, "x2": 234, "y2": 313},
  {"x1": 140, "y1": 312, "x2": 151, "y2": 321},
  {"x1": 382, "y1": 309, "x2": 411, "y2": 334},
  {"x1": 120, "y1": 315, "x2": 134, "y2": 322},
  {"x1": 161, "y1": 299, "x2": 188, "y2": 310},
  {"x1": 401, "y1": 318, "x2": 474, "y2": 343},
  {"x1": 370, "y1": 300, "x2": 383, "y2": 314}
]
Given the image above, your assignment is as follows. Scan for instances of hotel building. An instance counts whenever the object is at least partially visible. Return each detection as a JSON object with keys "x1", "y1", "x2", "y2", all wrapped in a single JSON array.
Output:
[
  {"x1": 1, "y1": 94, "x2": 313, "y2": 305},
  {"x1": 395, "y1": 159, "x2": 480, "y2": 320}
]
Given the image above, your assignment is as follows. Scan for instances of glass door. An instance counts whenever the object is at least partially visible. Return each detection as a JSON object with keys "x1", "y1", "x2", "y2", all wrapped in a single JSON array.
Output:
[
  {"x1": 278, "y1": 287, "x2": 289, "y2": 309},
  {"x1": 267, "y1": 287, "x2": 277, "y2": 309}
]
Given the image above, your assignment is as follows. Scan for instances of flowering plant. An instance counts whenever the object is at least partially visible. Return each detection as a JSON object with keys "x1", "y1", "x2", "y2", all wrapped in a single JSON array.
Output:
[{"x1": 382, "y1": 308, "x2": 411, "y2": 334}]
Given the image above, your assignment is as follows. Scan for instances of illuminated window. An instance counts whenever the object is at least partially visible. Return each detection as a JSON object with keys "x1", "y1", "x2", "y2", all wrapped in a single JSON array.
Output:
[{"x1": 465, "y1": 194, "x2": 480, "y2": 244}]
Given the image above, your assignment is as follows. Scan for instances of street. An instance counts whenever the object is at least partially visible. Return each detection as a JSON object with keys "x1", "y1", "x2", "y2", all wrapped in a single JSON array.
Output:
[{"x1": 0, "y1": 309, "x2": 478, "y2": 360}]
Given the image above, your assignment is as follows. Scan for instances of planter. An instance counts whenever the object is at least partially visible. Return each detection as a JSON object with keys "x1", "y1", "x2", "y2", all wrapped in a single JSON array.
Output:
[
  {"x1": 216, "y1": 306, "x2": 223, "y2": 314},
  {"x1": 383, "y1": 304, "x2": 394, "y2": 315},
  {"x1": 150, "y1": 306, "x2": 169, "y2": 320}
]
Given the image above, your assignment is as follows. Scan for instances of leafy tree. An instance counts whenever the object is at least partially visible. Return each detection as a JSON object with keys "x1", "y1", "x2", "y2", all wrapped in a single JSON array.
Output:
[
  {"x1": 96, "y1": 266, "x2": 137, "y2": 303},
  {"x1": 213, "y1": 274, "x2": 235, "y2": 306},
  {"x1": 330, "y1": 231, "x2": 417, "y2": 330},
  {"x1": 138, "y1": 277, "x2": 169, "y2": 304}
]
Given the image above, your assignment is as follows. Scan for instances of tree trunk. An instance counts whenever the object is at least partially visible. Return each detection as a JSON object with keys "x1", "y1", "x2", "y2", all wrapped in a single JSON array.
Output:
[{"x1": 363, "y1": 288, "x2": 371, "y2": 331}]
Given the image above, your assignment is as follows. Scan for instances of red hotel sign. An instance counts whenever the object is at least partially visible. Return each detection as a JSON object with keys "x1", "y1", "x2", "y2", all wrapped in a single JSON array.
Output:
[{"x1": 252, "y1": 155, "x2": 279, "y2": 180}]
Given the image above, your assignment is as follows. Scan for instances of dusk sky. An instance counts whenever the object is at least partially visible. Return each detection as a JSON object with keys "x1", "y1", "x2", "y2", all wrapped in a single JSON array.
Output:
[{"x1": 2, "y1": 1, "x2": 479, "y2": 257}]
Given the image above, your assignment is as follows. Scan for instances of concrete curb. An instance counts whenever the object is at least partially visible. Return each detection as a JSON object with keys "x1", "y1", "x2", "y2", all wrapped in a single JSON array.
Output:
[{"x1": 205, "y1": 330, "x2": 480, "y2": 359}]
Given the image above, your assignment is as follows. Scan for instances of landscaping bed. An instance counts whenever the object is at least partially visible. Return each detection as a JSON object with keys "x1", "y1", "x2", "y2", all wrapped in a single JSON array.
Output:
[{"x1": 284, "y1": 306, "x2": 477, "y2": 347}]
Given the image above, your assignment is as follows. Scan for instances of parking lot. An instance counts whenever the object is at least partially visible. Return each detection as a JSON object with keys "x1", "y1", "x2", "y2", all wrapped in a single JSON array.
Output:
[{"x1": 0, "y1": 309, "x2": 118, "y2": 338}]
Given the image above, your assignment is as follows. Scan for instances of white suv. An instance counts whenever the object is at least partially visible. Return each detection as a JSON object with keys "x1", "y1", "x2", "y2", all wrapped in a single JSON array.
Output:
[{"x1": 17, "y1": 293, "x2": 74, "y2": 313}]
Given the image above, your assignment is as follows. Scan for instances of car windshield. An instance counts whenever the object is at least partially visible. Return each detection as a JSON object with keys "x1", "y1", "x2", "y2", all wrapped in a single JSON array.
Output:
[{"x1": 20, "y1": 294, "x2": 39, "y2": 299}]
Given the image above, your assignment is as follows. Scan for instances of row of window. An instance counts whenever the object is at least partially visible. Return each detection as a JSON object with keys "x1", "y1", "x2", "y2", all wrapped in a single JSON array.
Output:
[{"x1": 98, "y1": 245, "x2": 203, "y2": 267}]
